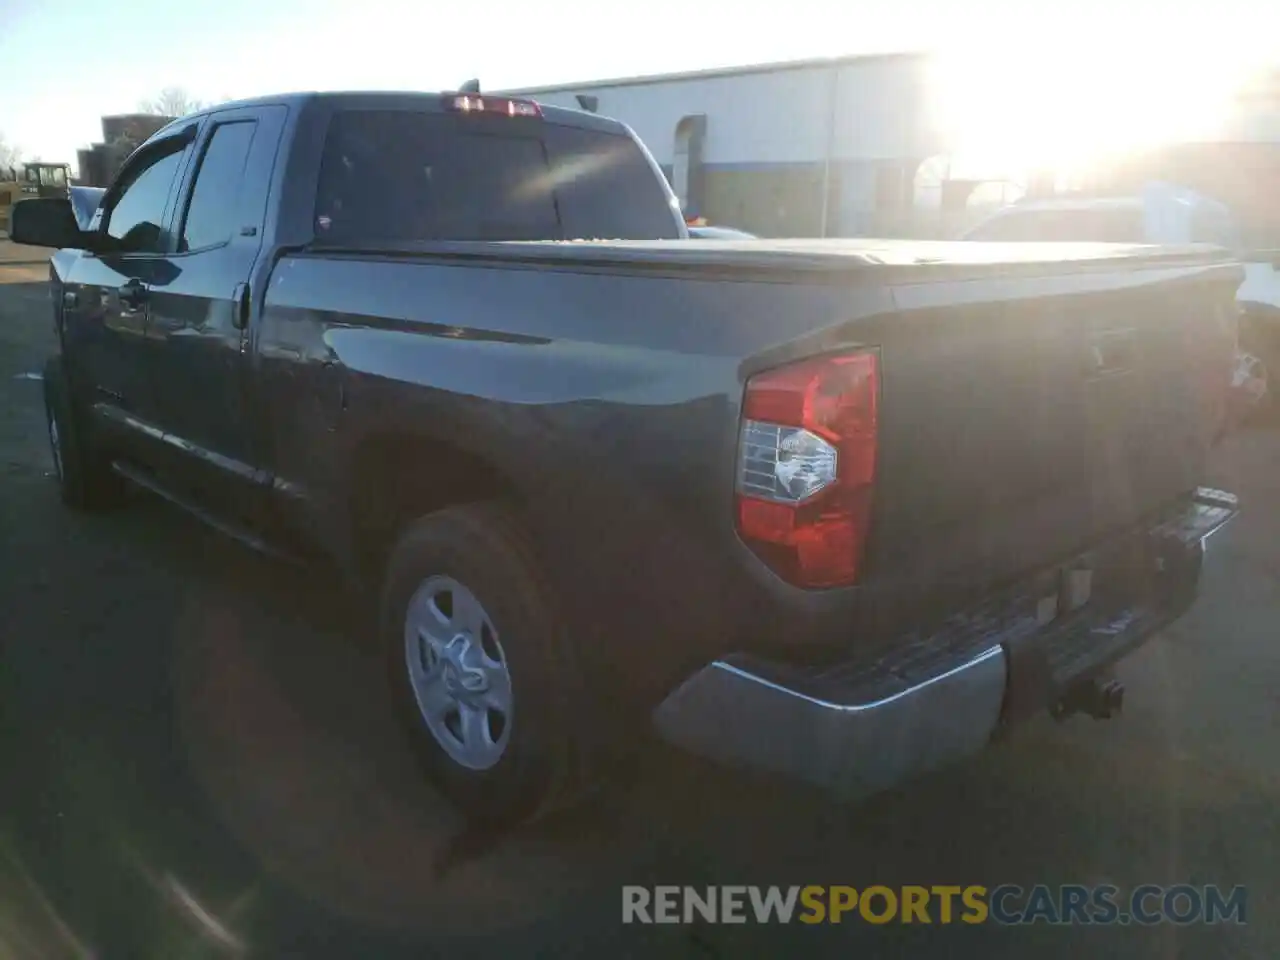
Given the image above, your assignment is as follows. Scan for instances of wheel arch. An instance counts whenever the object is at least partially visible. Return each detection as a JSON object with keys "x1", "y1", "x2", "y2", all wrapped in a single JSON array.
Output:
[{"x1": 346, "y1": 427, "x2": 525, "y2": 590}]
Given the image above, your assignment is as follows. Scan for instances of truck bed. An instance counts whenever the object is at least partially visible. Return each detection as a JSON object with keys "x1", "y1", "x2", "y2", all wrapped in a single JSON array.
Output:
[{"x1": 263, "y1": 243, "x2": 1241, "y2": 694}]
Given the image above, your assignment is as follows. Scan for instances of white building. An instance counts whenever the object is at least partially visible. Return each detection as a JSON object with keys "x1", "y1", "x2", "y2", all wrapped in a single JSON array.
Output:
[
  {"x1": 502, "y1": 52, "x2": 942, "y2": 238},
  {"x1": 504, "y1": 55, "x2": 1280, "y2": 243}
]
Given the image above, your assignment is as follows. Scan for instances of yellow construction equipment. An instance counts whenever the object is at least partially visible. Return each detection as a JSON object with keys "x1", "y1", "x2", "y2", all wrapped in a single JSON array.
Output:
[
  {"x1": 0, "y1": 181, "x2": 18, "y2": 235},
  {"x1": 0, "y1": 161, "x2": 71, "y2": 235}
]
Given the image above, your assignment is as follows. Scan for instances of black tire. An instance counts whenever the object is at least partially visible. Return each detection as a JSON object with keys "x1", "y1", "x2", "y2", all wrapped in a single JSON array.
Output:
[
  {"x1": 380, "y1": 503, "x2": 578, "y2": 826},
  {"x1": 42, "y1": 357, "x2": 124, "y2": 511}
]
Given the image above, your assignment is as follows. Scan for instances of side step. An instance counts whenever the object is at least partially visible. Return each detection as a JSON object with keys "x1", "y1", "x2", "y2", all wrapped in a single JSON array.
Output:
[{"x1": 111, "y1": 461, "x2": 305, "y2": 566}]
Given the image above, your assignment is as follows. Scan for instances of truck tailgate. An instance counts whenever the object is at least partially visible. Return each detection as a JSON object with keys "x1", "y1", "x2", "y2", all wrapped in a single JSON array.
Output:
[{"x1": 867, "y1": 263, "x2": 1239, "y2": 590}]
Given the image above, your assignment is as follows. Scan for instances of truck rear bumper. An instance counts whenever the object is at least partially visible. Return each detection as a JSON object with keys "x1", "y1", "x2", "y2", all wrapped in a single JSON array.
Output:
[{"x1": 652, "y1": 488, "x2": 1238, "y2": 799}]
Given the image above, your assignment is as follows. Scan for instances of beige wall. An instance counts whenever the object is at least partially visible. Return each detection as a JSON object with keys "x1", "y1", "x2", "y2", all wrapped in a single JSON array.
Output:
[
  {"x1": 702, "y1": 166, "x2": 828, "y2": 237},
  {"x1": 698, "y1": 162, "x2": 937, "y2": 239}
]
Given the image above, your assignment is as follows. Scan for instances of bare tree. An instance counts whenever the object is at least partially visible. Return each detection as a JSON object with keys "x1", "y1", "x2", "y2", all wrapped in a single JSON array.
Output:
[
  {"x1": 139, "y1": 87, "x2": 205, "y2": 118},
  {"x1": 0, "y1": 132, "x2": 20, "y2": 177}
]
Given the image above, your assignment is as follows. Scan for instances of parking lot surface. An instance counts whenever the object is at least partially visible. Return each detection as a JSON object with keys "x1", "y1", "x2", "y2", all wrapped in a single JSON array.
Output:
[{"x1": 1, "y1": 261, "x2": 1277, "y2": 957}]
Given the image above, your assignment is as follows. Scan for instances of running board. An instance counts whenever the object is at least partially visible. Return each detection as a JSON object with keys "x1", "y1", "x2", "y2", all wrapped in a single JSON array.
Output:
[{"x1": 111, "y1": 461, "x2": 305, "y2": 566}]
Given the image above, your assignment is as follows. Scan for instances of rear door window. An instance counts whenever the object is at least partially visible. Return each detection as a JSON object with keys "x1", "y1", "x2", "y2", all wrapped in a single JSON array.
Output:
[
  {"x1": 179, "y1": 120, "x2": 258, "y2": 252},
  {"x1": 314, "y1": 109, "x2": 679, "y2": 244}
]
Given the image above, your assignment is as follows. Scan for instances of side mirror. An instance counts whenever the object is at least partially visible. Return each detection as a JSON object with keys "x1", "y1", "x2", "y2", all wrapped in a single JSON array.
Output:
[{"x1": 10, "y1": 197, "x2": 92, "y2": 250}]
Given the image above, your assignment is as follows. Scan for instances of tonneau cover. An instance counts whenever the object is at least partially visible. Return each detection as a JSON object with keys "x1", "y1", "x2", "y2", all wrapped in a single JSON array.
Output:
[{"x1": 308, "y1": 237, "x2": 1238, "y2": 280}]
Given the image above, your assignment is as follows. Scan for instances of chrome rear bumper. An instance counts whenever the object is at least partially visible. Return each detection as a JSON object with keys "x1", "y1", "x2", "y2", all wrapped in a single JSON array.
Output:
[{"x1": 653, "y1": 488, "x2": 1238, "y2": 799}]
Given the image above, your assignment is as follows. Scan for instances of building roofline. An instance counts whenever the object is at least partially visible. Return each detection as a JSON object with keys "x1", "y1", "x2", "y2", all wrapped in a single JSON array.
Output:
[{"x1": 496, "y1": 49, "x2": 933, "y2": 97}]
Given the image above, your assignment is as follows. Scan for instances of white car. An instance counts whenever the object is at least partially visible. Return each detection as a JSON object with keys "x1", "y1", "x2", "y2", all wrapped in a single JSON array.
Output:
[{"x1": 966, "y1": 186, "x2": 1279, "y2": 420}]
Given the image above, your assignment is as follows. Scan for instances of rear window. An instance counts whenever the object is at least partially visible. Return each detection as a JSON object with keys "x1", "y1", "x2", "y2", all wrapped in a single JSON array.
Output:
[
  {"x1": 969, "y1": 208, "x2": 1146, "y2": 243},
  {"x1": 314, "y1": 109, "x2": 679, "y2": 244},
  {"x1": 540, "y1": 124, "x2": 682, "y2": 240}
]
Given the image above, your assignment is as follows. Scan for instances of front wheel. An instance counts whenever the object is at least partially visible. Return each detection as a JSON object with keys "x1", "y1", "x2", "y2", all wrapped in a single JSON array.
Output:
[
  {"x1": 380, "y1": 503, "x2": 578, "y2": 825},
  {"x1": 43, "y1": 358, "x2": 124, "y2": 510}
]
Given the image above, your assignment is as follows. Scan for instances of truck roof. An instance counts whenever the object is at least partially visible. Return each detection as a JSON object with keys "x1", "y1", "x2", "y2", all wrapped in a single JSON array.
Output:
[{"x1": 169, "y1": 90, "x2": 629, "y2": 135}]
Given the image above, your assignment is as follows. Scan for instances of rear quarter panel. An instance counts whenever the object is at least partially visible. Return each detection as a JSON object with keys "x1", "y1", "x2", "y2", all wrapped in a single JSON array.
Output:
[{"x1": 256, "y1": 254, "x2": 896, "y2": 699}]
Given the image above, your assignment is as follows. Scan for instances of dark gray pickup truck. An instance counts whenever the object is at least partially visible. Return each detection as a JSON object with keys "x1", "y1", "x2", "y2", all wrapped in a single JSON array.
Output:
[{"x1": 13, "y1": 90, "x2": 1241, "y2": 825}]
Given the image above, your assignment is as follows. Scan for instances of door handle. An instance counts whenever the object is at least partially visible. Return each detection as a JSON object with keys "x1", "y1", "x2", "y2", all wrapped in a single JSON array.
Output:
[
  {"x1": 231, "y1": 282, "x2": 250, "y2": 330},
  {"x1": 119, "y1": 279, "x2": 148, "y2": 310},
  {"x1": 62, "y1": 290, "x2": 78, "y2": 309}
]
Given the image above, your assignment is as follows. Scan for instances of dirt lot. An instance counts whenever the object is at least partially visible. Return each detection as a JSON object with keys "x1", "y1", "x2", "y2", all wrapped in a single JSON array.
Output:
[
  {"x1": 0, "y1": 239, "x2": 49, "y2": 264},
  {"x1": 1, "y1": 263, "x2": 1278, "y2": 958}
]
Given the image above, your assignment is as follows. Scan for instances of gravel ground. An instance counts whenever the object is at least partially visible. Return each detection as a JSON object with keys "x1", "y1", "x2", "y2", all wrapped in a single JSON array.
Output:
[
  {"x1": 0, "y1": 240, "x2": 49, "y2": 264},
  {"x1": 0, "y1": 268, "x2": 1277, "y2": 958}
]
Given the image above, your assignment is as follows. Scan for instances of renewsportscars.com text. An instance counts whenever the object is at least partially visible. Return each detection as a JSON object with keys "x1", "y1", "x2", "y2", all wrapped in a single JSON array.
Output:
[{"x1": 622, "y1": 884, "x2": 1248, "y2": 926}]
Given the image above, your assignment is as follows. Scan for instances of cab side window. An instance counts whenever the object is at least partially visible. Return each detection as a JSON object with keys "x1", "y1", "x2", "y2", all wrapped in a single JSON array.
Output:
[{"x1": 102, "y1": 140, "x2": 191, "y2": 254}]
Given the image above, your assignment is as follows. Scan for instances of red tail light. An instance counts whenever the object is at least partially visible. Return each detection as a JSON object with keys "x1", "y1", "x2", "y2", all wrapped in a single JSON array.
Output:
[{"x1": 735, "y1": 351, "x2": 879, "y2": 587}]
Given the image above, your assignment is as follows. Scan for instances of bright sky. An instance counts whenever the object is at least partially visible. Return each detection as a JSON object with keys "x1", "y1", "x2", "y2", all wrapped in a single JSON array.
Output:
[{"x1": 2, "y1": 0, "x2": 1277, "y2": 170}]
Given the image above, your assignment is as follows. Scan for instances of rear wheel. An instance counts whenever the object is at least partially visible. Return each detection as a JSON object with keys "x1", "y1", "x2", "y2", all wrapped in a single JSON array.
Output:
[
  {"x1": 1229, "y1": 349, "x2": 1269, "y2": 424},
  {"x1": 43, "y1": 357, "x2": 124, "y2": 510},
  {"x1": 1238, "y1": 309, "x2": 1280, "y2": 425},
  {"x1": 380, "y1": 503, "x2": 577, "y2": 825}
]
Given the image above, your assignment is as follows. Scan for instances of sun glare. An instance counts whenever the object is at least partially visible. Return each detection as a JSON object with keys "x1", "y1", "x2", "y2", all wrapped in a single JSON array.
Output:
[{"x1": 930, "y1": 40, "x2": 1255, "y2": 183}]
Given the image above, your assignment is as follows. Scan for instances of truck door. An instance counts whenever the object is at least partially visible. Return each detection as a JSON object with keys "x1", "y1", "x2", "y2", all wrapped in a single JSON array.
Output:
[
  {"x1": 142, "y1": 105, "x2": 286, "y2": 529},
  {"x1": 59, "y1": 128, "x2": 196, "y2": 464}
]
